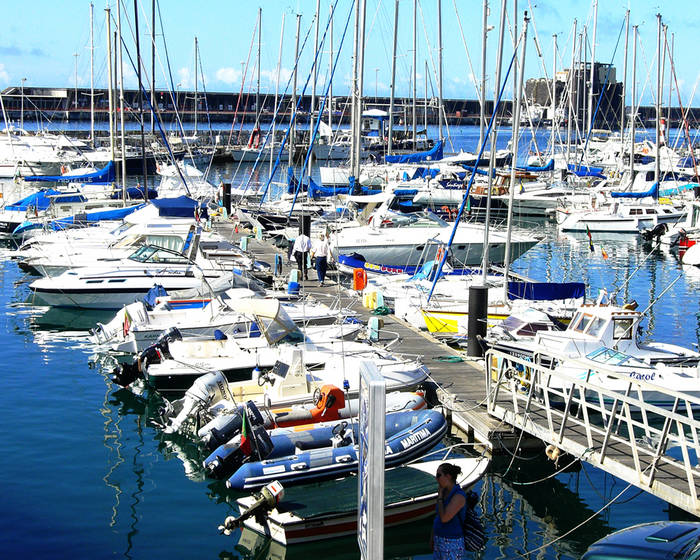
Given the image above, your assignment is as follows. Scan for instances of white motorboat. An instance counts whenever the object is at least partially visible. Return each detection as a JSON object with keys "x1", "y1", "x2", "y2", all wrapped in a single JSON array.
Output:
[
  {"x1": 557, "y1": 199, "x2": 686, "y2": 234},
  {"x1": 29, "y1": 237, "x2": 251, "y2": 310},
  {"x1": 92, "y1": 289, "x2": 354, "y2": 353},
  {"x1": 486, "y1": 300, "x2": 700, "y2": 369},
  {"x1": 132, "y1": 298, "x2": 428, "y2": 395},
  {"x1": 331, "y1": 209, "x2": 539, "y2": 267}
]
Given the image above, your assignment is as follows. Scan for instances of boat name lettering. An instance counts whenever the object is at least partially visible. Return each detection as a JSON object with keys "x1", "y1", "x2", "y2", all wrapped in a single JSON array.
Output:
[
  {"x1": 262, "y1": 465, "x2": 287, "y2": 475},
  {"x1": 400, "y1": 428, "x2": 430, "y2": 449},
  {"x1": 629, "y1": 371, "x2": 655, "y2": 381}
]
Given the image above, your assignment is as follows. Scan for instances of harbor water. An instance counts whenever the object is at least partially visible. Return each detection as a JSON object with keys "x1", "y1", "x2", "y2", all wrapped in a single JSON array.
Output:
[{"x1": 1, "y1": 125, "x2": 698, "y2": 559}]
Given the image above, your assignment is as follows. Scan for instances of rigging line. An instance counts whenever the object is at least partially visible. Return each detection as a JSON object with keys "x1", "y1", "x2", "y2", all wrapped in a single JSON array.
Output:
[
  {"x1": 117, "y1": 33, "x2": 192, "y2": 196},
  {"x1": 576, "y1": 17, "x2": 626, "y2": 169},
  {"x1": 227, "y1": 18, "x2": 258, "y2": 148},
  {"x1": 287, "y1": 2, "x2": 353, "y2": 217},
  {"x1": 427, "y1": 34, "x2": 521, "y2": 302},
  {"x1": 255, "y1": 4, "x2": 339, "y2": 211},
  {"x1": 665, "y1": 34, "x2": 699, "y2": 184},
  {"x1": 238, "y1": 14, "x2": 317, "y2": 201},
  {"x1": 451, "y1": 0, "x2": 482, "y2": 109},
  {"x1": 155, "y1": 0, "x2": 189, "y2": 144}
]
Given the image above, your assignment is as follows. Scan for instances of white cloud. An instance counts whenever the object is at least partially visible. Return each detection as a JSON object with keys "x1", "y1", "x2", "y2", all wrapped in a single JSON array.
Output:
[
  {"x1": 261, "y1": 67, "x2": 292, "y2": 87},
  {"x1": 2, "y1": 65, "x2": 16, "y2": 84},
  {"x1": 215, "y1": 66, "x2": 240, "y2": 85},
  {"x1": 177, "y1": 67, "x2": 193, "y2": 89}
]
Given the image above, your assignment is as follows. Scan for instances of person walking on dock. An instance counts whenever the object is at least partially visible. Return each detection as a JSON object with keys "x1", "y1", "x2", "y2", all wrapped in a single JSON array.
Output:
[
  {"x1": 292, "y1": 232, "x2": 312, "y2": 281},
  {"x1": 312, "y1": 232, "x2": 330, "y2": 286},
  {"x1": 430, "y1": 462, "x2": 467, "y2": 559}
]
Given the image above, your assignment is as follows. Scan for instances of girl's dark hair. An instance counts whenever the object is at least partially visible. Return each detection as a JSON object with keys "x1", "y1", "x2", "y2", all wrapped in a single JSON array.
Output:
[{"x1": 438, "y1": 462, "x2": 462, "y2": 482}]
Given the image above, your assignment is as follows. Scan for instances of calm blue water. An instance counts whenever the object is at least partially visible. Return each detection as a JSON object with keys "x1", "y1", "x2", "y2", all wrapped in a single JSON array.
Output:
[{"x1": 1, "y1": 125, "x2": 697, "y2": 559}]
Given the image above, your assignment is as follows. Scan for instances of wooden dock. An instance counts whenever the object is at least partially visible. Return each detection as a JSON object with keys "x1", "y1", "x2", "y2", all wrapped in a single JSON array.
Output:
[{"x1": 215, "y1": 221, "x2": 514, "y2": 449}]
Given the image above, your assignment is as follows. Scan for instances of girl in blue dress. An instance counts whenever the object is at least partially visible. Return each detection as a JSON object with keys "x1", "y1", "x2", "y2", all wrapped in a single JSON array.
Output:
[{"x1": 430, "y1": 462, "x2": 467, "y2": 559}]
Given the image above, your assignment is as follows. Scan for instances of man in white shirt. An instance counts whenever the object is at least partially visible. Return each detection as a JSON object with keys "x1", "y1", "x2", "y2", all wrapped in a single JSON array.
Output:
[
  {"x1": 292, "y1": 232, "x2": 312, "y2": 280},
  {"x1": 312, "y1": 233, "x2": 330, "y2": 286}
]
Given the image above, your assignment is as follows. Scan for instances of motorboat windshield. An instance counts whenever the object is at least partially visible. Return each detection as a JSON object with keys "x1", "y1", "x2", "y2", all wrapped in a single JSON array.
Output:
[{"x1": 128, "y1": 245, "x2": 190, "y2": 265}]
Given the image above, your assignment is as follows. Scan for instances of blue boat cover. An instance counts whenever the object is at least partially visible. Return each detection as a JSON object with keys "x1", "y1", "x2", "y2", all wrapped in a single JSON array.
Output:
[
  {"x1": 568, "y1": 163, "x2": 606, "y2": 179},
  {"x1": 150, "y1": 195, "x2": 208, "y2": 218},
  {"x1": 5, "y1": 189, "x2": 83, "y2": 211},
  {"x1": 309, "y1": 180, "x2": 352, "y2": 199},
  {"x1": 142, "y1": 284, "x2": 168, "y2": 309},
  {"x1": 47, "y1": 205, "x2": 143, "y2": 231},
  {"x1": 610, "y1": 182, "x2": 658, "y2": 199},
  {"x1": 384, "y1": 140, "x2": 444, "y2": 164},
  {"x1": 518, "y1": 159, "x2": 554, "y2": 172},
  {"x1": 507, "y1": 281, "x2": 586, "y2": 301},
  {"x1": 24, "y1": 161, "x2": 116, "y2": 184},
  {"x1": 393, "y1": 188, "x2": 419, "y2": 197}
]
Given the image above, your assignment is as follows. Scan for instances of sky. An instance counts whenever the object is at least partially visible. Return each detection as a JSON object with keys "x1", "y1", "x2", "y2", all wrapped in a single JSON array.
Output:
[{"x1": 1, "y1": 0, "x2": 699, "y2": 107}]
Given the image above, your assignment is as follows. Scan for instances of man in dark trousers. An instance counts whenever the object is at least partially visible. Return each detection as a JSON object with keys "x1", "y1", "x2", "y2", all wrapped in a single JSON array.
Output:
[{"x1": 292, "y1": 231, "x2": 312, "y2": 280}]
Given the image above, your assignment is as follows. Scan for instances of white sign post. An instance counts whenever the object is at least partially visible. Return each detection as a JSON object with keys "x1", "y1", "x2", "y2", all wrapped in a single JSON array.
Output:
[{"x1": 357, "y1": 360, "x2": 386, "y2": 560}]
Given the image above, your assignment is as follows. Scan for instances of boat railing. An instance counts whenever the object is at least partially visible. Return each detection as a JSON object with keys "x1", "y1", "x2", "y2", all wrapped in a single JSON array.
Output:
[{"x1": 485, "y1": 347, "x2": 700, "y2": 516}]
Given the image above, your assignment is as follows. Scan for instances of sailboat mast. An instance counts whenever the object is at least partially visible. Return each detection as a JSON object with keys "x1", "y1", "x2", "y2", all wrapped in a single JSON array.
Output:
[
  {"x1": 587, "y1": 0, "x2": 597, "y2": 135},
  {"x1": 308, "y1": 0, "x2": 319, "y2": 180},
  {"x1": 194, "y1": 37, "x2": 198, "y2": 136},
  {"x1": 388, "y1": 0, "x2": 399, "y2": 156},
  {"x1": 424, "y1": 60, "x2": 428, "y2": 132},
  {"x1": 480, "y1": 0, "x2": 507, "y2": 281},
  {"x1": 328, "y1": 2, "x2": 334, "y2": 133},
  {"x1": 437, "y1": 0, "x2": 443, "y2": 141},
  {"x1": 354, "y1": 0, "x2": 366, "y2": 179},
  {"x1": 256, "y1": 7, "x2": 262, "y2": 127},
  {"x1": 349, "y1": 2, "x2": 359, "y2": 176},
  {"x1": 117, "y1": 0, "x2": 127, "y2": 195},
  {"x1": 629, "y1": 25, "x2": 637, "y2": 185},
  {"x1": 134, "y1": 0, "x2": 148, "y2": 200},
  {"x1": 503, "y1": 11, "x2": 529, "y2": 303},
  {"x1": 271, "y1": 13, "x2": 285, "y2": 175},
  {"x1": 105, "y1": 7, "x2": 115, "y2": 163},
  {"x1": 89, "y1": 2, "x2": 95, "y2": 147},
  {"x1": 290, "y1": 14, "x2": 300, "y2": 169},
  {"x1": 151, "y1": 0, "x2": 155, "y2": 133},
  {"x1": 479, "y1": 0, "x2": 487, "y2": 148},
  {"x1": 655, "y1": 13, "x2": 662, "y2": 187},
  {"x1": 412, "y1": 0, "x2": 417, "y2": 150},
  {"x1": 550, "y1": 33, "x2": 556, "y2": 160},
  {"x1": 620, "y1": 9, "x2": 629, "y2": 136},
  {"x1": 566, "y1": 19, "x2": 576, "y2": 164}
]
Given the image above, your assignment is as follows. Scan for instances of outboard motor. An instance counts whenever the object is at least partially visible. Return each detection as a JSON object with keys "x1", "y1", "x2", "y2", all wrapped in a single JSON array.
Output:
[
  {"x1": 139, "y1": 326, "x2": 183, "y2": 367},
  {"x1": 163, "y1": 371, "x2": 230, "y2": 434},
  {"x1": 641, "y1": 222, "x2": 668, "y2": 242},
  {"x1": 204, "y1": 402, "x2": 271, "y2": 478},
  {"x1": 199, "y1": 400, "x2": 265, "y2": 451},
  {"x1": 110, "y1": 361, "x2": 141, "y2": 388}
]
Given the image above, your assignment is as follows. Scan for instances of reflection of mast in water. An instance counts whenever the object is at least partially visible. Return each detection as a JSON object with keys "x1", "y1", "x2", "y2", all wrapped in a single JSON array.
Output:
[
  {"x1": 125, "y1": 414, "x2": 145, "y2": 560},
  {"x1": 100, "y1": 372, "x2": 124, "y2": 528},
  {"x1": 647, "y1": 248, "x2": 659, "y2": 339}
]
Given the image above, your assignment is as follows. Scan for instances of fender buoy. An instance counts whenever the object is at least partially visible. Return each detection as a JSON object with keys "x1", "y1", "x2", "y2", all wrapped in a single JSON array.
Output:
[
  {"x1": 247, "y1": 128, "x2": 261, "y2": 149},
  {"x1": 352, "y1": 268, "x2": 368, "y2": 291}
]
